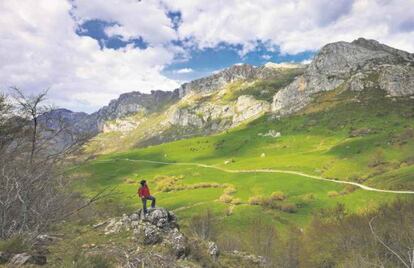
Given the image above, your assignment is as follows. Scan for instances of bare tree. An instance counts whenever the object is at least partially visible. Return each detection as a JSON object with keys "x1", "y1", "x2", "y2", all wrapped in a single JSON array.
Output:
[
  {"x1": 369, "y1": 215, "x2": 414, "y2": 268},
  {"x1": 0, "y1": 89, "x2": 108, "y2": 240},
  {"x1": 11, "y1": 87, "x2": 49, "y2": 165}
]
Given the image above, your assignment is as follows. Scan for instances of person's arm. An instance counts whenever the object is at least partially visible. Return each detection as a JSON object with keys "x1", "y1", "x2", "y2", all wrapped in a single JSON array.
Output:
[{"x1": 137, "y1": 187, "x2": 143, "y2": 198}]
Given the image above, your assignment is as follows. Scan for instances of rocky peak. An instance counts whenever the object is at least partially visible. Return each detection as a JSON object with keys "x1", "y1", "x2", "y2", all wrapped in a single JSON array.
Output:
[
  {"x1": 178, "y1": 64, "x2": 258, "y2": 97},
  {"x1": 309, "y1": 37, "x2": 414, "y2": 77},
  {"x1": 96, "y1": 90, "x2": 179, "y2": 124},
  {"x1": 352, "y1": 38, "x2": 414, "y2": 62},
  {"x1": 272, "y1": 37, "x2": 414, "y2": 115},
  {"x1": 178, "y1": 62, "x2": 304, "y2": 97}
]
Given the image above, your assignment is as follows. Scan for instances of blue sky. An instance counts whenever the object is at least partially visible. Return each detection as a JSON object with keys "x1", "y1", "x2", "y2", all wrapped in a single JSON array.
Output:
[
  {"x1": 1, "y1": 0, "x2": 413, "y2": 112},
  {"x1": 77, "y1": 18, "x2": 314, "y2": 82}
]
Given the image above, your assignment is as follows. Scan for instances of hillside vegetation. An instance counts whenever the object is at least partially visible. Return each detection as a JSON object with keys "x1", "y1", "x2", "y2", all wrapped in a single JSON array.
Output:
[{"x1": 73, "y1": 85, "x2": 414, "y2": 245}]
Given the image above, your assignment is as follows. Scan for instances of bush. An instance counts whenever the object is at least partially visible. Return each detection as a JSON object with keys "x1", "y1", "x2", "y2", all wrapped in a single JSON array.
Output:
[
  {"x1": 248, "y1": 195, "x2": 264, "y2": 205},
  {"x1": 280, "y1": 203, "x2": 298, "y2": 213},
  {"x1": 155, "y1": 175, "x2": 182, "y2": 192},
  {"x1": 231, "y1": 198, "x2": 242, "y2": 205},
  {"x1": 0, "y1": 235, "x2": 29, "y2": 254},
  {"x1": 301, "y1": 193, "x2": 315, "y2": 202},
  {"x1": 224, "y1": 186, "x2": 237, "y2": 195},
  {"x1": 328, "y1": 191, "x2": 339, "y2": 198},
  {"x1": 68, "y1": 253, "x2": 114, "y2": 268},
  {"x1": 270, "y1": 191, "x2": 286, "y2": 201},
  {"x1": 219, "y1": 194, "x2": 233, "y2": 203},
  {"x1": 340, "y1": 185, "x2": 358, "y2": 195}
]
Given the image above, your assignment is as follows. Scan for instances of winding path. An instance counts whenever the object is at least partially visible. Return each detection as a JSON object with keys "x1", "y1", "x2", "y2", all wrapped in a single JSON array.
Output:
[{"x1": 99, "y1": 158, "x2": 414, "y2": 195}]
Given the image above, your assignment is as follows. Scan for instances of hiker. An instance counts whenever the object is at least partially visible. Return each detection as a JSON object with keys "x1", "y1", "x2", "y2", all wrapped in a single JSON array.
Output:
[{"x1": 138, "y1": 180, "x2": 156, "y2": 213}]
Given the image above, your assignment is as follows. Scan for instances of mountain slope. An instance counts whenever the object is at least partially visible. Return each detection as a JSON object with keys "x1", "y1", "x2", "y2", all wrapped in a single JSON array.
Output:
[{"x1": 43, "y1": 38, "x2": 414, "y2": 155}]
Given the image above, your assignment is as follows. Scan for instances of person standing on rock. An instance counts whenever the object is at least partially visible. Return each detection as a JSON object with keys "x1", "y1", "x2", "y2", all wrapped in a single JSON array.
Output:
[{"x1": 138, "y1": 180, "x2": 156, "y2": 214}]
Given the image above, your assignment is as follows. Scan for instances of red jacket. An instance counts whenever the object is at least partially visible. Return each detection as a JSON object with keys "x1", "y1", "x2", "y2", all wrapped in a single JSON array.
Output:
[{"x1": 138, "y1": 185, "x2": 150, "y2": 198}]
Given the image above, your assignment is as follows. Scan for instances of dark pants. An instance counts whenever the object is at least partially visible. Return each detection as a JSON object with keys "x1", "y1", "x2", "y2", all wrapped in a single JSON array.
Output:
[{"x1": 142, "y1": 195, "x2": 156, "y2": 213}]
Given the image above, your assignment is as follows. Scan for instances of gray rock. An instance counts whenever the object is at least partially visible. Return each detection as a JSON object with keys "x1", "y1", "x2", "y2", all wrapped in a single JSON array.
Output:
[
  {"x1": 272, "y1": 38, "x2": 414, "y2": 115},
  {"x1": 233, "y1": 95, "x2": 270, "y2": 124},
  {"x1": 379, "y1": 65, "x2": 414, "y2": 96},
  {"x1": 9, "y1": 253, "x2": 46, "y2": 266},
  {"x1": 164, "y1": 228, "x2": 188, "y2": 258},
  {"x1": 208, "y1": 241, "x2": 220, "y2": 260},
  {"x1": 134, "y1": 223, "x2": 162, "y2": 245},
  {"x1": 143, "y1": 208, "x2": 178, "y2": 229}
]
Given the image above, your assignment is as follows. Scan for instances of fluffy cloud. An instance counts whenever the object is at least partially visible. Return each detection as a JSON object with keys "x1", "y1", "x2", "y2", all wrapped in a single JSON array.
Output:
[
  {"x1": 165, "y1": 0, "x2": 414, "y2": 54},
  {"x1": 72, "y1": 0, "x2": 176, "y2": 45},
  {"x1": 0, "y1": 0, "x2": 179, "y2": 112},
  {"x1": 175, "y1": 68, "x2": 193, "y2": 74}
]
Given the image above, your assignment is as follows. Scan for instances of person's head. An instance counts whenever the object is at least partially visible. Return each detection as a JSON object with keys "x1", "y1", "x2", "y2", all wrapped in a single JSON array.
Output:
[{"x1": 140, "y1": 180, "x2": 147, "y2": 186}]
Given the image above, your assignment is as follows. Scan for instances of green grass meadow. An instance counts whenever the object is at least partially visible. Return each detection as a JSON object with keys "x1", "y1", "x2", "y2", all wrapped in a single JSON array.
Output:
[{"x1": 72, "y1": 90, "x2": 414, "y2": 239}]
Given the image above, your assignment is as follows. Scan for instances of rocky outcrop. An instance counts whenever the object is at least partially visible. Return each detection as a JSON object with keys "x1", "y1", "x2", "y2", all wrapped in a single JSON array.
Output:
[
  {"x1": 96, "y1": 90, "x2": 179, "y2": 128},
  {"x1": 103, "y1": 208, "x2": 188, "y2": 259},
  {"x1": 178, "y1": 63, "x2": 304, "y2": 97},
  {"x1": 233, "y1": 95, "x2": 270, "y2": 124},
  {"x1": 9, "y1": 253, "x2": 47, "y2": 266},
  {"x1": 378, "y1": 65, "x2": 414, "y2": 96},
  {"x1": 272, "y1": 38, "x2": 414, "y2": 115},
  {"x1": 167, "y1": 95, "x2": 270, "y2": 132}
]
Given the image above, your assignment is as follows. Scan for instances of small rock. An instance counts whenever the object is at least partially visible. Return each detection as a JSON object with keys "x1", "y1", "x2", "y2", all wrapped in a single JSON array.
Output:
[
  {"x1": 9, "y1": 253, "x2": 46, "y2": 266},
  {"x1": 166, "y1": 229, "x2": 188, "y2": 258},
  {"x1": 208, "y1": 241, "x2": 220, "y2": 260},
  {"x1": 134, "y1": 223, "x2": 162, "y2": 245},
  {"x1": 92, "y1": 221, "x2": 107, "y2": 229},
  {"x1": 129, "y1": 213, "x2": 140, "y2": 221}
]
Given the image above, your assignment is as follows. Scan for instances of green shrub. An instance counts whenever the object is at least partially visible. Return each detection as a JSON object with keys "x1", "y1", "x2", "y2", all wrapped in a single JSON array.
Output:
[
  {"x1": 219, "y1": 194, "x2": 233, "y2": 203},
  {"x1": 302, "y1": 193, "x2": 315, "y2": 202},
  {"x1": 0, "y1": 235, "x2": 29, "y2": 254},
  {"x1": 280, "y1": 203, "x2": 298, "y2": 213},
  {"x1": 248, "y1": 195, "x2": 264, "y2": 205},
  {"x1": 67, "y1": 253, "x2": 114, "y2": 268},
  {"x1": 231, "y1": 198, "x2": 242, "y2": 205},
  {"x1": 328, "y1": 191, "x2": 339, "y2": 198},
  {"x1": 223, "y1": 186, "x2": 237, "y2": 195},
  {"x1": 270, "y1": 191, "x2": 286, "y2": 201}
]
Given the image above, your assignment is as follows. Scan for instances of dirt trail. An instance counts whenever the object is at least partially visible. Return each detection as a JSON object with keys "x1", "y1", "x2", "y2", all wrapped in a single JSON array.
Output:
[{"x1": 100, "y1": 158, "x2": 414, "y2": 195}]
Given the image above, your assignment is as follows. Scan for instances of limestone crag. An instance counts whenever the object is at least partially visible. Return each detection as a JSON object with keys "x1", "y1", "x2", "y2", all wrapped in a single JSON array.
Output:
[
  {"x1": 177, "y1": 63, "x2": 287, "y2": 97},
  {"x1": 272, "y1": 38, "x2": 414, "y2": 115},
  {"x1": 96, "y1": 90, "x2": 179, "y2": 129},
  {"x1": 167, "y1": 95, "x2": 270, "y2": 131}
]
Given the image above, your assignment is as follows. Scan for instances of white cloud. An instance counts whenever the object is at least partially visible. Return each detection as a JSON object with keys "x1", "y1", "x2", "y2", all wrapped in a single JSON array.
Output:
[
  {"x1": 0, "y1": 0, "x2": 179, "y2": 113},
  {"x1": 165, "y1": 0, "x2": 414, "y2": 54},
  {"x1": 175, "y1": 68, "x2": 193, "y2": 74},
  {"x1": 301, "y1": 59, "x2": 312, "y2": 64},
  {"x1": 261, "y1": 54, "x2": 272, "y2": 60},
  {"x1": 72, "y1": 0, "x2": 176, "y2": 45}
]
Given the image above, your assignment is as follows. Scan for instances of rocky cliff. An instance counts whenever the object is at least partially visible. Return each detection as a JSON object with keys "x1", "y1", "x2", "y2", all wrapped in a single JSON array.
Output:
[{"x1": 272, "y1": 38, "x2": 414, "y2": 115}]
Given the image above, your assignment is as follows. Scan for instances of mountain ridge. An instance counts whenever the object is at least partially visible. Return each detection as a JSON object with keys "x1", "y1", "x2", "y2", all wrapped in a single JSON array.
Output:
[{"x1": 42, "y1": 37, "x2": 414, "y2": 151}]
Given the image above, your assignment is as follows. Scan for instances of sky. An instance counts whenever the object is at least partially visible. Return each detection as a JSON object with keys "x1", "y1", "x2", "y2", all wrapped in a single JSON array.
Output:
[{"x1": 0, "y1": 0, "x2": 413, "y2": 113}]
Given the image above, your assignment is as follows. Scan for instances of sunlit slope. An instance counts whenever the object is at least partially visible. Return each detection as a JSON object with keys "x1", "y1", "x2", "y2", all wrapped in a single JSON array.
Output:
[{"x1": 74, "y1": 87, "x2": 414, "y2": 234}]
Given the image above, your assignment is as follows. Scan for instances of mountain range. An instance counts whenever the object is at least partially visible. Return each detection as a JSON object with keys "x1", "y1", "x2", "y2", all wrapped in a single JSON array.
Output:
[{"x1": 42, "y1": 38, "x2": 414, "y2": 152}]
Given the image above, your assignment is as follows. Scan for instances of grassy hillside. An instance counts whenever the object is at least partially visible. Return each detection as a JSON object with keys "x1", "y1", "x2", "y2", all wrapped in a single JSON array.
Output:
[{"x1": 72, "y1": 87, "x2": 414, "y2": 248}]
